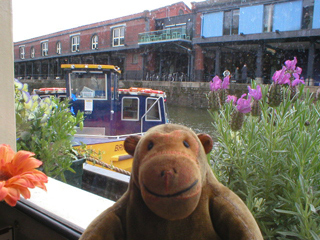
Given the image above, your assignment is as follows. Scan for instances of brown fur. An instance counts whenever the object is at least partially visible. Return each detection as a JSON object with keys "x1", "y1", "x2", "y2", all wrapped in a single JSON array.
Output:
[{"x1": 80, "y1": 124, "x2": 263, "y2": 240}]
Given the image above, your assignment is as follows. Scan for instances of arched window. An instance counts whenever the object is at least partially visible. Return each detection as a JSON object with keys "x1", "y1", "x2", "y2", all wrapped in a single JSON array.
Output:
[
  {"x1": 91, "y1": 34, "x2": 98, "y2": 50},
  {"x1": 41, "y1": 41, "x2": 48, "y2": 56},
  {"x1": 56, "y1": 41, "x2": 62, "y2": 55},
  {"x1": 19, "y1": 46, "x2": 25, "y2": 59},
  {"x1": 30, "y1": 46, "x2": 35, "y2": 58}
]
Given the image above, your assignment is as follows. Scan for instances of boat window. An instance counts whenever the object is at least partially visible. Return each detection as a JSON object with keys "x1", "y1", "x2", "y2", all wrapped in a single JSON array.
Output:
[
  {"x1": 146, "y1": 97, "x2": 161, "y2": 121},
  {"x1": 69, "y1": 72, "x2": 107, "y2": 99},
  {"x1": 122, "y1": 97, "x2": 139, "y2": 121}
]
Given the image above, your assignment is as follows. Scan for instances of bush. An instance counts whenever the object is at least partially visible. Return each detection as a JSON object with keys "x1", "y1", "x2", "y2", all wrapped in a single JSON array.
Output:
[
  {"x1": 208, "y1": 59, "x2": 320, "y2": 239},
  {"x1": 15, "y1": 80, "x2": 84, "y2": 180}
]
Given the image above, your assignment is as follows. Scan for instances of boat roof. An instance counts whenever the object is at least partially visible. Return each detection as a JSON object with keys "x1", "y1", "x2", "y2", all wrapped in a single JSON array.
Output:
[
  {"x1": 119, "y1": 87, "x2": 166, "y2": 98},
  {"x1": 61, "y1": 64, "x2": 121, "y2": 73}
]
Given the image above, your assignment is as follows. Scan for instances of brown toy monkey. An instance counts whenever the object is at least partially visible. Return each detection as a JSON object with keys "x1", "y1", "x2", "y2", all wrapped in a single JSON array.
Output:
[{"x1": 80, "y1": 124, "x2": 263, "y2": 240}]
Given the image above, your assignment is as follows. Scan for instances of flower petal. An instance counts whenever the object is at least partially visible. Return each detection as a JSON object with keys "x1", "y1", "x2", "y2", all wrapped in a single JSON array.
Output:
[
  {"x1": 222, "y1": 76, "x2": 230, "y2": 89},
  {"x1": 11, "y1": 151, "x2": 42, "y2": 175},
  {"x1": 14, "y1": 79, "x2": 24, "y2": 90},
  {"x1": 226, "y1": 95, "x2": 237, "y2": 105},
  {"x1": 292, "y1": 78, "x2": 305, "y2": 87},
  {"x1": 237, "y1": 94, "x2": 252, "y2": 113},
  {"x1": 0, "y1": 181, "x2": 8, "y2": 200},
  {"x1": 211, "y1": 76, "x2": 222, "y2": 91},
  {"x1": 4, "y1": 187, "x2": 20, "y2": 206},
  {"x1": 0, "y1": 144, "x2": 15, "y2": 166}
]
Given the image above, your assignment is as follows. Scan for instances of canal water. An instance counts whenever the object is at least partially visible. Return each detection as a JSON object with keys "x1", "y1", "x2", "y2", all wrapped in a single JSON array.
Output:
[{"x1": 167, "y1": 105, "x2": 215, "y2": 137}]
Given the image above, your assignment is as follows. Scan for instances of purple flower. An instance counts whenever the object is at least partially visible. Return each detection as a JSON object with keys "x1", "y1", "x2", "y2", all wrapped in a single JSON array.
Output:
[
  {"x1": 295, "y1": 67, "x2": 302, "y2": 75},
  {"x1": 226, "y1": 95, "x2": 237, "y2": 105},
  {"x1": 210, "y1": 75, "x2": 222, "y2": 91},
  {"x1": 285, "y1": 57, "x2": 297, "y2": 70},
  {"x1": 285, "y1": 57, "x2": 303, "y2": 83},
  {"x1": 272, "y1": 66, "x2": 291, "y2": 85},
  {"x1": 236, "y1": 94, "x2": 252, "y2": 114},
  {"x1": 292, "y1": 78, "x2": 305, "y2": 87},
  {"x1": 248, "y1": 85, "x2": 262, "y2": 100},
  {"x1": 222, "y1": 76, "x2": 230, "y2": 89}
]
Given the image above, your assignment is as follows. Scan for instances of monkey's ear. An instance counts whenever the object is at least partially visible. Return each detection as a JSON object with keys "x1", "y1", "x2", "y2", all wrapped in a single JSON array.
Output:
[
  {"x1": 124, "y1": 135, "x2": 141, "y2": 156},
  {"x1": 197, "y1": 133, "x2": 213, "y2": 154}
]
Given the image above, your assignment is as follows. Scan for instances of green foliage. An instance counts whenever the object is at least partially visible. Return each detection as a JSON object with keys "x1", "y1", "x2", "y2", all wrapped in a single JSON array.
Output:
[
  {"x1": 209, "y1": 84, "x2": 320, "y2": 239},
  {"x1": 15, "y1": 82, "x2": 84, "y2": 180}
]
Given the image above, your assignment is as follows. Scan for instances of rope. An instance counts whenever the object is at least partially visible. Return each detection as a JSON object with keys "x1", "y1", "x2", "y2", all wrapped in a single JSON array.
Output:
[{"x1": 85, "y1": 156, "x2": 131, "y2": 176}]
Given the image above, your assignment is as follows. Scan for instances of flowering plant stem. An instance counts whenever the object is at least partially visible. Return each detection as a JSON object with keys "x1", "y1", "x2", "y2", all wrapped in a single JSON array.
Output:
[
  {"x1": 15, "y1": 81, "x2": 84, "y2": 180},
  {"x1": 209, "y1": 85, "x2": 320, "y2": 239}
]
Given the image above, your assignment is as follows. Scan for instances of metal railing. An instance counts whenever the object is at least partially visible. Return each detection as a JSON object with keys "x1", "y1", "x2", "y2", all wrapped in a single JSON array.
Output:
[
  {"x1": 138, "y1": 27, "x2": 191, "y2": 44},
  {"x1": 15, "y1": 74, "x2": 63, "y2": 80}
]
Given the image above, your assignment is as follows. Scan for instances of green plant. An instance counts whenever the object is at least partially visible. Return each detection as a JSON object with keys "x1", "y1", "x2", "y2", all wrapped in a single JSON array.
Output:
[
  {"x1": 15, "y1": 80, "x2": 84, "y2": 180},
  {"x1": 208, "y1": 58, "x2": 320, "y2": 239}
]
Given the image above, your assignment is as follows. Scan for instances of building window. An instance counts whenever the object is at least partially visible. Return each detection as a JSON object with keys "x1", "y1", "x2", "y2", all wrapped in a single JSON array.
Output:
[
  {"x1": 273, "y1": 1, "x2": 303, "y2": 32},
  {"x1": 112, "y1": 27, "x2": 125, "y2": 47},
  {"x1": 263, "y1": 4, "x2": 274, "y2": 32},
  {"x1": 122, "y1": 97, "x2": 139, "y2": 120},
  {"x1": 30, "y1": 47, "x2": 35, "y2": 58},
  {"x1": 91, "y1": 34, "x2": 99, "y2": 49},
  {"x1": 223, "y1": 9, "x2": 239, "y2": 35},
  {"x1": 19, "y1": 46, "x2": 25, "y2": 59},
  {"x1": 202, "y1": 12, "x2": 224, "y2": 38},
  {"x1": 71, "y1": 35, "x2": 80, "y2": 52},
  {"x1": 302, "y1": 0, "x2": 314, "y2": 29},
  {"x1": 132, "y1": 54, "x2": 139, "y2": 64},
  {"x1": 56, "y1": 41, "x2": 62, "y2": 55},
  {"x1": 41, "y1": 41, "x2": 48, "y2": 56}
]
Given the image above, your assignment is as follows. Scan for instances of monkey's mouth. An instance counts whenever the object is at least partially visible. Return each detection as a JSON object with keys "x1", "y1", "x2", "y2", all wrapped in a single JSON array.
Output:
[{"x1": 143, "y1": 179, "x2": 199, "y2": 198}]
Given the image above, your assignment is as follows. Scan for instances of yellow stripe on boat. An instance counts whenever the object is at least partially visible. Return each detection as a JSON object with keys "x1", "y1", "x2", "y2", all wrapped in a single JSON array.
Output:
[
  {"x1": 74, "y1": 139, "x2": 133, "y2": 172},
  {"x1": 61, "y1": 64, "x2": 121, "y2": 73}
]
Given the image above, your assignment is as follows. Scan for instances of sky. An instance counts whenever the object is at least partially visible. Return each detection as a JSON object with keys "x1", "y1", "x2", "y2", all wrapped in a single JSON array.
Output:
[{"x1": 12, "y1": 0, "x2": 196, "y2": 42}]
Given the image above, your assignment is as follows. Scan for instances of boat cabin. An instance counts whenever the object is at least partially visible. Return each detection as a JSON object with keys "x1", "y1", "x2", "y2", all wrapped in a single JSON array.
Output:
[{"x1": 61, "y1": 64, "x2": 168, "y2": 136}]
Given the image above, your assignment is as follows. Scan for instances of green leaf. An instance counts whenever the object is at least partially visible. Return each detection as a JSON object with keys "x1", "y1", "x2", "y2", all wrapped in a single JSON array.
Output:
[{"x1": 310, "y1": 230, "x2": 320, "y2": 240}]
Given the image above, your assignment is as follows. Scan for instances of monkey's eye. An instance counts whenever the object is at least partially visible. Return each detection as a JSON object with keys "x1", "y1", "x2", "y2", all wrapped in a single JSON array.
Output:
[
  {"x1": 183, "y1": 140, "x2": 190, "y2": 148},
  {"x1": 147, "y1": 141, "x2": 154, "y2": 150}
]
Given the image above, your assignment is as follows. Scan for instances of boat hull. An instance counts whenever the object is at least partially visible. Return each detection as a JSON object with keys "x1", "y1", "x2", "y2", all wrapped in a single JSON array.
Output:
[{"x1": 73, "y1": 136, "x2": 133, "y2": 172}]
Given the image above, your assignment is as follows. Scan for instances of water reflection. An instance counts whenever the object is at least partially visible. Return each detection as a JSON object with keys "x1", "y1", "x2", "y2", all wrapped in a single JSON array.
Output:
[{"x1": 167, "y1": 105, "x2": 214, "y2": 137}]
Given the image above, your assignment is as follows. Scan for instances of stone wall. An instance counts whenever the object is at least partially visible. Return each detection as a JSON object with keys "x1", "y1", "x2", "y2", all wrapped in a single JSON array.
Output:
[
  {"x1": 21, "y1": 79, "x2": 66, "y2": 92},
  {"x1": 21, "y1": 79, "x2": 319, "y2": 109},
  {"x1": 120, "y1": 80, "x2": 249, "y2": 109},
  {"x1": 120, "y1": 80, "x2": 320, "y2": 109}
]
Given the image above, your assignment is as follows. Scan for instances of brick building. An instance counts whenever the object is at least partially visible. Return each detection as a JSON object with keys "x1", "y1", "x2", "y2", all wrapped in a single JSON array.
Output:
[
  {"x1": 14, "y1": 2, "x2": 192, "y2": 81},
  {"x1": 14, "y1": 0, "x2": 320, "y2": 84}
]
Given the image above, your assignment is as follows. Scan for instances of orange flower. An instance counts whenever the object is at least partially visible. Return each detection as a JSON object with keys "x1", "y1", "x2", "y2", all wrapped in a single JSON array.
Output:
[{"x1": 0, "y1": 144, "x2": 48, "y2": 206}]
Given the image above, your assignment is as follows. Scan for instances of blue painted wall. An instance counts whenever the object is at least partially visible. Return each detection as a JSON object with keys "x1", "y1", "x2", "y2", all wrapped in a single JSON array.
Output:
[
  {"x1": 273, "y1": 1, "x2": 303, "y2": 31},
  {"x1": 313, "y1": 0, "x2": 320, "y2": 28},
  {"x1": 202, "y1": 12, "x2": 223, "y2": 37},
  {"x1": 239, "y1": 5, "x2": 263, "y2": 34}
]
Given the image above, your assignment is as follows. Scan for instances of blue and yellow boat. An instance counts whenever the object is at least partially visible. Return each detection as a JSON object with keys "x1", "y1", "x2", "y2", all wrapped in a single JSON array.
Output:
[{"x1": 60, "y1": 64, "x2": 168, "y2": 172}]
